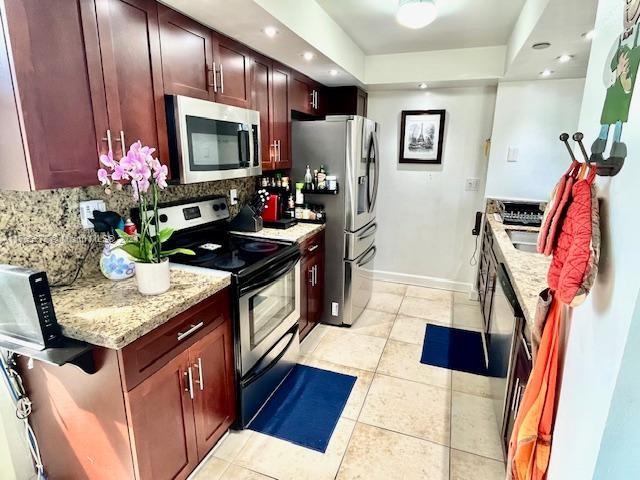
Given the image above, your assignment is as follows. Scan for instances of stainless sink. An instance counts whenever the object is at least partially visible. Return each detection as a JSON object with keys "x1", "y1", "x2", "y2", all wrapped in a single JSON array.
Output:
[{"x1": 506, "y1": 230, "x2": 539, "y2": 253}]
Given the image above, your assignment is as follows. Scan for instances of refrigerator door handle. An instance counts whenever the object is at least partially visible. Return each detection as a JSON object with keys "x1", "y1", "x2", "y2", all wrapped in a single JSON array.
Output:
[
  {"x1": 357, "y1": 246, "x2": 377, "y2": 267},
  {"x1": 368, "y1": 131, "x2": 380, "y2": 213}
]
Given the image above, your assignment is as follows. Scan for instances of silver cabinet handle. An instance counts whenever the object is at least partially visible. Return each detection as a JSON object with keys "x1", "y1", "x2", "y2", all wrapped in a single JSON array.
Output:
[
  {"x1": 212, "y1": 61, "x2": 218, "y2": 92},
  {"x1": 308, "y1": 244, "x2": 319, "y2": 253},
  {"x1": 177, "y1": 321, "x2": 204, "y2": 341},
  {"x1": 187, "y1": 367, "x2": 194, "y2": 399},
  {"x1": 511, "y1": 378, "x2": 520, "y2": 412},
  {"x1": 310, "y1": 90, "x2": 315, "y2": 107},
  {"x1": 277, "y1": 140, "x2": 281, "y2": 163},
  {"x1": 313, "y1": 265, "x2": 318, "y2": 286},
  {"x1": 514, "y1": 384, "x2": 524, "y2": 415},
  {"x1": 521, "y1": 334, "x2": 532, "y2": 361},
  {"x1": 219, "y1": 63, "x2": 224, "y2": 93},
  {"x1": 102, "y1": 129, "x2": 113, "y2": 153},
  {"x1": 194, "y1": 357, "x2": 204, "y2": 391},
  {"x1": 118, "y1": 130, "x2": 126, "y2": 156},
  {"x1": 315, "y1": 90, "x2": 319, "y2": 109}
]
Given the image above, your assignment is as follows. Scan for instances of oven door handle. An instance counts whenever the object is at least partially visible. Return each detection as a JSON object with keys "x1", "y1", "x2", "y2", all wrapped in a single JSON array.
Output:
[
  {"x1": 239, "y1": 255, "x2": 299, "y2": 296},
  {"x1": 240, "y1": 326, "x2": 298, "y2": 388}
]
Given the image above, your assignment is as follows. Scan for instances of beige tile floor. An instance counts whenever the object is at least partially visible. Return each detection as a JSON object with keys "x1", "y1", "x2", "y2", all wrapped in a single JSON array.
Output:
[{"x1": 192, "y1": 282, "x2": 505, "y2": 480}]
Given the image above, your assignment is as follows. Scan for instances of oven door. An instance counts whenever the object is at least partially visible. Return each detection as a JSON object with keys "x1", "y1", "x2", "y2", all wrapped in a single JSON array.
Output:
[
  {"x1": 238, "y1": 258, "x2": 301, "y2": 376},
  {"x1": 170, "y1": 95, "x2": 261, "y2": 183}
]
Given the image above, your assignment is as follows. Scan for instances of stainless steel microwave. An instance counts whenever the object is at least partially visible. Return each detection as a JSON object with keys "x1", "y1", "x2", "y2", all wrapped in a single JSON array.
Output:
[{"x1": 166, "y1": 95, "x2": 261, "y2": 184}]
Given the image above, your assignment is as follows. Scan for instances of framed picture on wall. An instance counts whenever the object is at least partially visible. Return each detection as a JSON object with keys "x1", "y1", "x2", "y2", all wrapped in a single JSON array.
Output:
[{"x1": 399, "y1": 110, "x2": 446, "y2": 164}]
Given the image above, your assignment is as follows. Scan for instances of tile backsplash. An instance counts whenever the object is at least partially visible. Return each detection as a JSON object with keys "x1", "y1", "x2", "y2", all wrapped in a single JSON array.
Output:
[{"x1": 0, "y1": 178, "x2": 255, "y2": 284}]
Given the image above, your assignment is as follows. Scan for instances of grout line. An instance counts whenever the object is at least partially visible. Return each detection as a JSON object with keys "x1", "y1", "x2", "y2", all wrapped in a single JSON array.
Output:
[
  {"x1": 356, "y1": 419, "x2": 451, "y2": 451},
  {"x1": 449, "y1": 448, "x2": 507, "y2": 465}
]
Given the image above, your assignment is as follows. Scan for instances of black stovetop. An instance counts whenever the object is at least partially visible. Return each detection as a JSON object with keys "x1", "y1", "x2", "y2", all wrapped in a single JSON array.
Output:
[{"x1": 169, "y1": 227, "x2": 296, "y2": 276}]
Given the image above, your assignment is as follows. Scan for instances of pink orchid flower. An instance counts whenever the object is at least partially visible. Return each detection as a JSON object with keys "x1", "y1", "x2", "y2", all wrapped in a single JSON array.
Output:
[{"x1": 97, "y1": 168, "x2": 110, "y2": 186}]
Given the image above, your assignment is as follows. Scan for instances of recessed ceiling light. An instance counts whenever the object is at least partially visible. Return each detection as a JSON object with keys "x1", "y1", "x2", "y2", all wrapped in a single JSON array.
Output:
[
  {"x1": 263, "y1": 26, "x2": 278, "y2": 38},
  {"x1": 532, "y1": 42, "x2": 552, "y2": 50},
  {"x1": 329, "y1": 69, "x2": 339, "y2": 76},
  {"x1": 582, "y1": 30, "x2": 595, "y2": 40},
  {"x1": 418, "y1": 83, "x2": 428, "y2": 89},
  {"x1": 540, "y1": 69, "x2": 554, "y2": 77},
  {"x1": 302, "y1": 51, "x2": 315, "y2": 61},
  {"x1": 557, "y1": 54, "x2": 574, "y2": 63},
  {"x1": 396, "y1": 0, "x2": 437, "y2": 29}
]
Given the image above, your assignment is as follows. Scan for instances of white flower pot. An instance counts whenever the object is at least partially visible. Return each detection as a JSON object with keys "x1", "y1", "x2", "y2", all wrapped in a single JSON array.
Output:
[{"x1": 135, "y1": 259, "x2": 170, "y2": 295}]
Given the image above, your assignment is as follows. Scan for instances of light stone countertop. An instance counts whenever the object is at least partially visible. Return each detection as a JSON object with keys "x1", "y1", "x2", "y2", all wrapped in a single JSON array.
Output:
[
  {"x1": 487, "y1": 216, "x2": 551, "y2": 332},
  {"x1": 51, "y1": 268, "x2": 231, "y2": 349},
  {"x1": 231, "y1": 223, "x2": 325, "y2": 244}
]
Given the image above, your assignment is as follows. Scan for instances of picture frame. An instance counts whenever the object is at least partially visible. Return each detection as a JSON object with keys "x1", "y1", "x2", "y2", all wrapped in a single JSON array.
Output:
[{"x1": 398, "y1": 110, "x2": 446, "y2": 164}]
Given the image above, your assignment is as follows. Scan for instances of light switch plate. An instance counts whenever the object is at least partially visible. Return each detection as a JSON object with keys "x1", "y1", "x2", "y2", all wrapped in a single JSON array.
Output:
[
  {"x1": 229, "y1": 189, "x2": 238, "y2": 206},
  {"x1": 79, "y1": 200, "x2": 106, "y2": 228},
  {"x1": 507, "y1": 146, "x2": 519, "y2": 163},
  {"x1": 465, "y1": 178, "x2": 481, "y2": 192}
]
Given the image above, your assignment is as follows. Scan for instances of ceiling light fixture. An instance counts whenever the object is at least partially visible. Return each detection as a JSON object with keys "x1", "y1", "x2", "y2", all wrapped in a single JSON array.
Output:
[
  {"x1": 557, "y1": 54, "x2": 574, "y2": 63},
  {"x1": 302, "y1": 51, "x2": 315, "y2": 61},
  {"x1": 329, "y1": 69, "x2": 339, "y2": 76},
  {"x1": 263, "y1": 26, "x2": 278, "y2": 38},
  {"x1": 540, "y1": 69, "x2": 554, "y2": 77},
  {"x1": 419, "y1": 83, "x2": 428, "y2": 89},
  {"x1": 396, "y1": 0, "x2": 438, "y2": 29},
  {"x1": 532, "y1": 42, "x2": 551, "y2": 50},
  {"x1": 582, "y1": 30, "x2": 595, "y2": 40}
]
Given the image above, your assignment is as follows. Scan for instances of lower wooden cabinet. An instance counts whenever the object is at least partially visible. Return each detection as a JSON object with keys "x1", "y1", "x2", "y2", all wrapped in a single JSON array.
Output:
[
  {"x1": 299, "y1": 230, "x2": 325, "y2": 340},
  {"x1": 19, "y1": 288, "x2": 235, "y2": 480}
]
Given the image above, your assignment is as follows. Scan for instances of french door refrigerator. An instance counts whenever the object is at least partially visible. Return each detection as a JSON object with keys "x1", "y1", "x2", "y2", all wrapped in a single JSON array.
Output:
[{"x1": 292, "y1": 116, "x2": 379, "y2": 326}]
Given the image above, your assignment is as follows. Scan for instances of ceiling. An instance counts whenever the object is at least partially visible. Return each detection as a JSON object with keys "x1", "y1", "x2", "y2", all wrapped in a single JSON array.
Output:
[{"x1": 316, "y1": 0, "x2": 527, "y2": 55}]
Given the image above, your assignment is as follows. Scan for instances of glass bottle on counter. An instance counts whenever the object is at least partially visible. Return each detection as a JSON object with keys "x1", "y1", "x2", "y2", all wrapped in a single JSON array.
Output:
[
  {"x1": 304, "y1": 165, "x2": 313, "y2": 190},
  {"x1": 317, "y1": 165, "x2": 327, "y2": 190}
]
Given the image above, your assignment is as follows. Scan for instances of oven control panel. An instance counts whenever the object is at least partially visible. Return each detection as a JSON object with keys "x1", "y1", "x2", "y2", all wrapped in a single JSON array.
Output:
[{"x1": 152, "y1": 197, "x2": 230, "y2": 234}]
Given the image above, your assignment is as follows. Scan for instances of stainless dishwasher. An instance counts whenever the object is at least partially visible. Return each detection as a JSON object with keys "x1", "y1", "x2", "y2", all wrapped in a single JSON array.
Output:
[{"x1": 488, "y1": 263, "x2": 524, "y2": 452}]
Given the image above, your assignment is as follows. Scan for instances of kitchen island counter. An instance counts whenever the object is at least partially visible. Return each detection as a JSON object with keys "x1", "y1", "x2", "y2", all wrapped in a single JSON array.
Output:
[{"x1": 51, "y1": 268, "x2": 231, "y2": 349}]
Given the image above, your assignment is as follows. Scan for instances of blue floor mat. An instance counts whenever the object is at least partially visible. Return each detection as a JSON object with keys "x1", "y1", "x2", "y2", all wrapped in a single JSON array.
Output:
[
  {"x1": 420, "y1": 324, "x2": 488, "y2": 376},
  {"x1": 248, "y1": 364, "x2": 357, "y2": 453}
]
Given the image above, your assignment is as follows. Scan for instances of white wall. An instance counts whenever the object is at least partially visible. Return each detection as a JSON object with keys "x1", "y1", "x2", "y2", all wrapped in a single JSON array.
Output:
[
  {"x1": 548, "y1": 0, "x2": 640, "y2": 478},
  {"x1": 367, "y1": 87, "x2": 497, "y2": 291},
  {"x1": 485, "y1": 78, "x2": 585, "y2": 202}
]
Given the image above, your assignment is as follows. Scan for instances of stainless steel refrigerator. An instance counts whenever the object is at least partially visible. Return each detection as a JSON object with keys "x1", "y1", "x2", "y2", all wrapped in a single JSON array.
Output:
[{"x1": 292, "y1": 116, "x2": 379, "y2": 326}]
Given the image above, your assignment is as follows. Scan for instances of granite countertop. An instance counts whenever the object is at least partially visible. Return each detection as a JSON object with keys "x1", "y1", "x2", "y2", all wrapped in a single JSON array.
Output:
[
  {"x1": 52, "y1": 268, "x2": 231, "y2": 349},
  {"x1": 231, "y1": 223, "x2": 325, "y2": 244},
  {"x1": 487, "y1": 216, "x2": 550, "y2": 332}
]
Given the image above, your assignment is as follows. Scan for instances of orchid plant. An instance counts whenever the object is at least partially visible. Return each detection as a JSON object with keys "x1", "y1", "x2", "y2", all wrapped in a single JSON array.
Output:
[{"x1": 98, "y1": 141, "x2": 194, "y2": 263}]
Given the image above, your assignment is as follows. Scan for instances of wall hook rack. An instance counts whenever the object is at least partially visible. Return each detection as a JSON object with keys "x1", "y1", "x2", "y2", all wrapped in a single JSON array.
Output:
[{"x1": 559, "y1": 132, "x2": 624, "y2": 177}]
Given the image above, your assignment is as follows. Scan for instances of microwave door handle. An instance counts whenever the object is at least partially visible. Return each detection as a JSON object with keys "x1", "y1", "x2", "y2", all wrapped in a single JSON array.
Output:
[{"x1": 238, "y1": 129, "x2": 250, "y2": 167}]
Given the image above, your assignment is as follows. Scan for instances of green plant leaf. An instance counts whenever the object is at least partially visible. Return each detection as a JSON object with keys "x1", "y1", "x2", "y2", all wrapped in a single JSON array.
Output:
[
  {"x1": 115, "y1": 228, "x2": 135, "y2": 242},
  {"x1": 119, "y1": 243, "x2": 142, "y2": 260},
  {"x1": 160, "y1": 248, "x2": 196, "y2": 257},
  {"x1": 157, "y1": 227, "x2": 174, "y2": 244}
]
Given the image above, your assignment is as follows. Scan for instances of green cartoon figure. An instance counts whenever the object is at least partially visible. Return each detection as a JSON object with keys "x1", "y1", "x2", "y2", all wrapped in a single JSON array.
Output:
[{"x1": 592, "y1": 0, "x2": 640, "y2": 165}]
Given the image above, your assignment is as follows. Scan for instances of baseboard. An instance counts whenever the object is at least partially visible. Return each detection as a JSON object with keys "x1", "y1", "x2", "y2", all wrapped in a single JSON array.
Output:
[{"x1": 372, "y1": 269, "x2": 473, "y2": 294}]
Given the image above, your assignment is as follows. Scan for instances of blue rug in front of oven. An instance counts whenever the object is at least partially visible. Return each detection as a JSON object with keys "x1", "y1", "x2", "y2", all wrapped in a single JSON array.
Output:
[
  {"x1": 248, "y1": 364, "x2": 357, "y2": 453},
  {"x1": 420, "y1": 324, "x2": 488, "y2": 376}
]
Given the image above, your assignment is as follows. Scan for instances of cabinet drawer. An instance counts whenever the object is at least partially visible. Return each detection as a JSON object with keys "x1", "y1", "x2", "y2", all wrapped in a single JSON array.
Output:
[
  {"x1": 299, "y1": 230, "x2": 325, "y2": 256},
  {"x1": 119, "y1": 288, "x2": 231, "y2": 391}
]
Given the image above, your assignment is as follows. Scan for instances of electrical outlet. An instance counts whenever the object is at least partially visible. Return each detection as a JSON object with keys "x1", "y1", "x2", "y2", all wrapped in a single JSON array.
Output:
[
  {"x1": 229, "y1": 189, "x2": 238, "y2": 206},
  {"x1": 331, "y1": 302, "x2": 339, "y2": 316},
  {"x1": 79, "y1": 200, "x2": 106, "y2": 228},
  {"x1": 465, "y1": 178, "x2": 481, "y2": 192}
]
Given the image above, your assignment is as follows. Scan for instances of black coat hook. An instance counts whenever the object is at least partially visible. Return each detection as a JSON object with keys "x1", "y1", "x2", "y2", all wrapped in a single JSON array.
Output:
[
  {"x1": 573, "y1": 131, "x2": 624, "y2": 177},
  {"x1": 559, "y1": 133, "x2": 577, "y2": 162}
]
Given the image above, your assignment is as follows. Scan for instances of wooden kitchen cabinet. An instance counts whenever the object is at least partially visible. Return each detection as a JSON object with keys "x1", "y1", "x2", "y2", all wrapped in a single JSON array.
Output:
[
  {"x1": 290, "y1": 71, "x2": 323, "y2": 116},
  {"x1": 96, "y1": 0, "x2": 169, "y2": 164},
  {"x1": 158, "y1": 5, "x2": 215, "y2": 101},
  {"x1": 252, "y1": 54, "x2": 291, "y2": 172},
  {"x1": 326, "y1": 86, "x2": 368, "y2": 117},
  {"x1": 299, "y1": 230, "x2": 325, "y2": 340},
  {"x1": 213, "y1": 33, "x2": 253, "y2": 108},
  {"x1": 1, "y1": 0, "x2": 110, "y2": 190},
  {"x1": 20, "y1": 288, "x2": 235, "y2": 480}
]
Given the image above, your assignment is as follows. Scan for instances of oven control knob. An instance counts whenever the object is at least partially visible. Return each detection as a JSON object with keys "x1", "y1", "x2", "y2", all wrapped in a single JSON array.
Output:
[
  {"x1": 213, "y1": 204, "x2": 220, "y2": 211},
  {"x1": 220, "y1": 203, "x2": 227, "y2": 210},
  {"x1": 159, "y1": 214, "x2": 168, "y2": 223}
]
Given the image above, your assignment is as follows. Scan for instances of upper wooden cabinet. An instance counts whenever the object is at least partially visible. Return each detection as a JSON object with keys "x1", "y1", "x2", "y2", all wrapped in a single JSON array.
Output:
[
  {"x1": 158, "y1": 5, "x2": 214, "y2": 101},
  {"x1": 213, "y1": 33, "x2": 252, "y2": 108},
  {"x1": 96, "y1": 0, "x2": 169, "y2": 165},
  {"x1": 290, "y1": 71, "x2": 323, "y2": 116},
  {"x1": 252, "y1": 54, "x2": 291, "y2": 172},
  {"x1": 326, "y1": 86, "x2": 368, "y2": 117},
  {"x1": 1, "y1": 0, "x2": 110, "y2": 190}
]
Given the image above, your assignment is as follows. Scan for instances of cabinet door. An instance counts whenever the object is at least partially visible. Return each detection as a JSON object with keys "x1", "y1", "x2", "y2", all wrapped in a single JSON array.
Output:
[
  {"x1": 3, "y1": 0, "x2": 109, "y2": 189},
  {"x1": 158, "y1": 5, "x2": 214, "y2": 101},
  {"x1": 251, "y1": 54, "x2": 274, "y2": 171},
  {"x1": 213, "y1": 34, "x2": 252, "y2": 108},
  {"x1": 272, "y1": 63, "x2": 291, "y2": 169},
  {"x1": 190, "y1": 318, "x2": 236, "y2": 459},
  {"x1": 127, "y1": 350, "x2": 198, "y2": 480},
  {"x1": 96, "y1": 0, "x2": 169, "y2": 165},
  {"x1": 290, "y1": 75, "x2": 312, "y2": 115}
]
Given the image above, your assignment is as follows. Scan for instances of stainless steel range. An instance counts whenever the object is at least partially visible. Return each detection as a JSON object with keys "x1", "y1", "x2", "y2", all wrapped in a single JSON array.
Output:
[{"x1": 154, "y1": 196, "x2": 300, "y2": 428}]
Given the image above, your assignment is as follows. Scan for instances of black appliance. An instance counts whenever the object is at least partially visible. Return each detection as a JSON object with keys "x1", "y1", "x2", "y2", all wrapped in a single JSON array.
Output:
[
  {"x1": 154, "y1": 196, "x2": 301, "y2": 428},
  {"x1": 497, "y1": 200, "x2": 544, "y2": 227}
]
